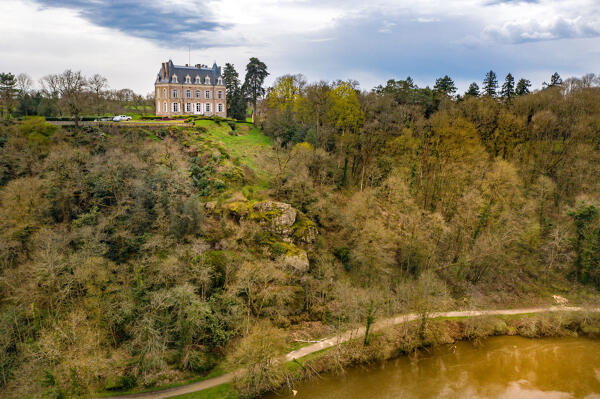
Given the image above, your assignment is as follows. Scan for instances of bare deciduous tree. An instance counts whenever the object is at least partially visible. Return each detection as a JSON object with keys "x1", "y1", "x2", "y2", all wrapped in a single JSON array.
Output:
[{"x1": 42, "y1": 69, "x2": 89, "y2": 125}]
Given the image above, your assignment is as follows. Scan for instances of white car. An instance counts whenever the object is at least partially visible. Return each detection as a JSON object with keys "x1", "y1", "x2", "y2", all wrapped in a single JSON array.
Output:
[{"x1": 112, "y1": 115, "x2": 132, "y2": 121}]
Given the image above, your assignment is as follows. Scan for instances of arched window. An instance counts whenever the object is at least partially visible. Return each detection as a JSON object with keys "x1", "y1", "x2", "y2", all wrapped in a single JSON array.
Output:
[
  {"x1": 205, "y1": 103, "x2": 211, "y2": 112},
  {"x1": 204, "y1": 76, "x2": 210, "y2": 85},
  {"x1": 218, "y1": 103, "x2": 223, "y2": 112},
  {"x1": 195, "y1": 90, "x2": 201, "y2": 98},
  {"x1": 163, "y1": 102, "x2": 167, "y2": 112},
  {"x1": 186, "y1": 89, "x2": 191, "y2": 98},
  {"x1": 172, "y1": 89, "x2": 178, "y2": 98},
  {"x1": 195, "y1": 76, "x2": 201, "y2": 84},
  {"x1": 205, "y1": 90, "x2": 210, "y2": 99},
  {"x1": 218, "y1": 77, "x2": 223, "y2": 85},
  {"x1": 185, "y1": 75, "x2": 191, "y2": 84},
  {"x1": 163, "y1": 88, "x2": 166, "y2": 98},
  {"x1": 217, "y1": 90, "x2": 223, "y2": 99},
  {"x1": 172, "y1": 75, "x2": 178, "y2": 83}
]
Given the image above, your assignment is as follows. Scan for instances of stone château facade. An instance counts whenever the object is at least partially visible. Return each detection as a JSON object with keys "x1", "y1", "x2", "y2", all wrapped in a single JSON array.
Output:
[{"x1": 155, "y1": 60, "x2": 226, "y2": 117}]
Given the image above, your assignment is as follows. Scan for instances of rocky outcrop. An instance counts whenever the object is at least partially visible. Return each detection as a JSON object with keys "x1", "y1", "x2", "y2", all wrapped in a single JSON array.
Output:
[
  {"x1": 223, "y1": 199, "x2": 317, "y2": 246},
  {"x1": 252, "y1": 200, "x2": 297, "y2": 237},
  {"x1": 292, "y1": 216, "x2": 318, "y2": 244},
  {"x1": 283, "y1": 250, "x2": 310, "y2": 272}
]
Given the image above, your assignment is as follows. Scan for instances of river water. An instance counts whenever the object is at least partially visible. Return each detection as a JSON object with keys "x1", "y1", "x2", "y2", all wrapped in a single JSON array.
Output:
[{"x1": 264, "y1": 336, "x2": 600, "y2": 399}]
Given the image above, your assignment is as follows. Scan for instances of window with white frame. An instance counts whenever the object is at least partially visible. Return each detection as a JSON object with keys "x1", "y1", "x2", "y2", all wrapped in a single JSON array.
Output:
[
  {"x1": 204, "y1": 76, "x2": 210, "y2": 84},
  {"x1": 185, "y1": 103, "x2": 191, "y2": 112},
  {"x1": 218, "y1": 77, "x2": 223, "y2": 85},
  {"x1": 185, "y1": 75, "x2": 191, "y2": 84},
  {"x1": 157, "y1": 100, "x2": 160, "y2": 110},
  {"x1": 195, "y1": 90, "x2": 201, "y2": 98},
  {"x1": 172, "y1": 75, "x2": 178, "y2": 83},
  {"x1": 195, "y1": 76, "x2": 200, "y2": 84},
  {"x1": 186, "y1": 89, "x2": 191, "y2": 98},
  {"x1": 218, "y1": 103, "x2": 223, "y2": 112},
  {"x1": 205, "y1": 103, "x2": 211, "y2": 112},
  {"x1": 205, "y1": 90, "x2": 210, "y2": 99},
  {"x1": 172, "y1": 102, "x2": 179, "y2": 112},
  {"x1": 163, "y1": 102, "x2": 167, "y2": 112},
  {"x1": 196, "y1": 103, "x2": 202, "y2": 113},
  {"x1": 217, "y1": 90, "x2": 223, "y2": 99},
  {"x1": 163, "y1": 88, "x2": 166, "y2": 98},
  {"x1": 172, "y1": 89, "x2": 178, "y2": 98}
]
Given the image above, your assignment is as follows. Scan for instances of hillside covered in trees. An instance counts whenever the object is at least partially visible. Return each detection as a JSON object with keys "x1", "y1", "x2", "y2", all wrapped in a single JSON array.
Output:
[{"x1": 0, "y1": 71, "x2": 600, "y2": 398}]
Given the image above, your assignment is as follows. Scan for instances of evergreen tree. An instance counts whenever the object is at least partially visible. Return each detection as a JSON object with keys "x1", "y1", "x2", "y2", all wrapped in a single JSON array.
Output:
[
  {"x1": 243, "y1": 57, "x2": 269, "y2": 123},
  {"x1": 0, "y1": 72, "x2": 16, "y2": 120},
  {"x1": 500, "y1": 73, "x2": 515, "y2": 101},
  {"x1": 482, "y1": 70, "x2": 498, "y2": 97},
  {"x1": 465, "y1": 82, "x2": 480, "y2": 97},
  {"x1": 515, "y1": 78, "x2": 532, "y2": 96},
  {"x1": 544, "y1": 72, "x2": 563, "y2": 88},
  {"x1": 222, "y1": 63, "x2": 240, "y2": 99},
  {"x1": 433, "y1": 75, "x2": 457, "y2": 96},
  {"x1": 223, "y1": 63, "x2": 245, "y2": 119},
  {"x1": 229, "y1": 86, "x2": 247, "y2": 121}
]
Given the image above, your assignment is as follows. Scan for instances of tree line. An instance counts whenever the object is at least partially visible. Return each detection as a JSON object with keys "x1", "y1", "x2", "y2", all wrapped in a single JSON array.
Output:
[
  {"x1": 0, "y1": 70, "x2": 153, "y2": 124},
  {"x1": 260, "y1": 69, "x2": 600, "y2": 288}
]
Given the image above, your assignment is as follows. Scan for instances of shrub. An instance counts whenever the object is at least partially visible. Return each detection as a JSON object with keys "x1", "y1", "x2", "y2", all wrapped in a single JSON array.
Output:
[
  {"x1": 18, "y1": 116, "x2": 57, "y2": 143},
  {"x1": 104, "y1": 374, "x2": 137, "y2": 391}
]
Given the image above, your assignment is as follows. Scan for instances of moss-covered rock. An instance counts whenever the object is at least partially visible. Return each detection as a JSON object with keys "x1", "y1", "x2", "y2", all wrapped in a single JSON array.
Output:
[
  {"x1": 252, "y1": 200, "x2": 297, "y2": 237},
  {"x1": 292, "y1": 214, "x2": 318, "y2": 244},
  {"x1": 282, "y1": 248, "x2": 310, "y2": 272}
]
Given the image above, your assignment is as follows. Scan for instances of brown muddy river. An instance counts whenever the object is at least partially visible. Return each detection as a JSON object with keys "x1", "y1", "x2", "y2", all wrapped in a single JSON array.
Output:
[{"x1": 264, "y1": 336, "x2": 600, "y2": 399}]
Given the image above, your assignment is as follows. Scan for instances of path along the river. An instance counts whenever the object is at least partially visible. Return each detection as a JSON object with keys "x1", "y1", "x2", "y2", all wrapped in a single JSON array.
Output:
[{"x1": 104, "y1": 305, "x2": 599, "y2": 399}]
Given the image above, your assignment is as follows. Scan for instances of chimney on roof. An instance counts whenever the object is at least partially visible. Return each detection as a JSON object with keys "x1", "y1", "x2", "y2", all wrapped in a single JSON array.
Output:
[
  {"x1": 195, "y1": 64, "x2": 201, "y2": 68},
  {"x1": 185, "y1": 64, "x2": 189, "y2": 67}
]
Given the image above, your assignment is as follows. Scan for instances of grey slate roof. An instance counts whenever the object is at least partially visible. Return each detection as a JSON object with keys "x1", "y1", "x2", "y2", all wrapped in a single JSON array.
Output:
[{"x1": 156, "y1": 60, "x2": 223, "y2": 85}]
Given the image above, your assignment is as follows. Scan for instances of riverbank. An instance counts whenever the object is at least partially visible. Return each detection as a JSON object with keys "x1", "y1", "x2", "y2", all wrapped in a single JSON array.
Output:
[
  {"x1": 101, "y1": 306, "x2": 600, "y2": 399},
  {"x1": 266, "y1": 308, "x2": 600, "y2": 398},
  {"x1": 266, "y1": 335, "x2": 600, "y2": 399}
]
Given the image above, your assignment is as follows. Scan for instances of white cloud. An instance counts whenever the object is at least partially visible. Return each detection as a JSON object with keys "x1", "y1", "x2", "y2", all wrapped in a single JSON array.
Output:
[{"x1": 1, "y1": 0, "x2": 600, "y2": 95}]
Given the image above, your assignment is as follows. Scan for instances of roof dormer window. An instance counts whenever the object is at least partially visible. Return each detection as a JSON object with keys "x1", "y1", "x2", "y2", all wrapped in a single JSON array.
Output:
[
  {"x1": 195, "y1": 76, "x2": 201, "y2": 84},
  {"x1": 172, "y1": 74, "x2": 178, "y2": 83},
  {"x1": 185, "y1": 75, "x2": 191, "y2": 84},
  {"x1": 205, "y1": 76, "x2": 210, "y2": 85},
  {"x1": 218, "y1": 77, "x2": 223, "y2": 85}
]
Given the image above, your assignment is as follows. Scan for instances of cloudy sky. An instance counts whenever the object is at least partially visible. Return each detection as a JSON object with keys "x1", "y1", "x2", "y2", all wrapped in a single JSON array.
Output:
[{"x1": 2, "y1": 0, "x2": 599, "y2": 94}]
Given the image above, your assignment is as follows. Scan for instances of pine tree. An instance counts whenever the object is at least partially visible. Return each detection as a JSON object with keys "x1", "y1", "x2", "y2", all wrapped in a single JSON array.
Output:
[
  {"x1": 243, "y1": 57, "x2": 269, "y2": 123},
  {"x1": 500, "y1": 73, "x2": 515, "y2": 101},
  {"x1": 465, "y1": 82, "x2": 480, "y2": 97},
  {"x1": 0, "y1": 72, "x2": 16, "y2": 120},
  {"x1": 223, "y1": 63, "x2": 244, "y2": 119},
  {"x1": 543, "y1": 72, "x2": 563, "y2": 88},
  {"x1": 433, "y1": 75, "x2": 457, "y2": 96},
  {"x1": 515, "y1": 78, "x2": 532, "y2": 96},
  {"x1": 482, "y1": 70, "x2": 498, "y2": 97}
]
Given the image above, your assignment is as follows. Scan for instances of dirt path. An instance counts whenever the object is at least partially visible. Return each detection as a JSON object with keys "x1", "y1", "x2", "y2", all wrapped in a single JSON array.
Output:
[{"x1": 103, "y1": 305, "x2": 597, "y2": 399}]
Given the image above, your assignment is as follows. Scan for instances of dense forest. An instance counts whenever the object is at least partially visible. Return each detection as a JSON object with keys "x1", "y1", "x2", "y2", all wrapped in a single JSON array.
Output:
[{"x1": 0, "y1": 69, "x2": 600, "y2": 398}]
